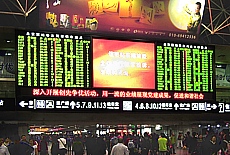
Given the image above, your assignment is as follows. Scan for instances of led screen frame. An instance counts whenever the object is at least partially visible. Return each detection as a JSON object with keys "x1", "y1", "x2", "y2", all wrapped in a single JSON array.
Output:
[{"x1": 15, "y1": 30, "x2": 216, "y2": 112}]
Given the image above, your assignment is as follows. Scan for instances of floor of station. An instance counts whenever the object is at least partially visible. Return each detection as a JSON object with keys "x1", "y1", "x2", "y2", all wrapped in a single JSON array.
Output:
[{"x1": 46, "y1": 148, "x2": 190, "y2": 155}]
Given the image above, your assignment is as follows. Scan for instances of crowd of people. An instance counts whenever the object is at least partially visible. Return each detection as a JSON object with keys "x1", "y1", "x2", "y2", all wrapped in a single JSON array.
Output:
[{"x1": 0, "y1": 129, "x2": 230, "y2": 155}]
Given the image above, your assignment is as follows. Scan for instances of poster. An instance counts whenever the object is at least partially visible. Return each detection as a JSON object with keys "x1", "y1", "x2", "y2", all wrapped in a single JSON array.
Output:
[
  {"x1": 216, "y1": 66, "x2": 230, "y2": 88},
  {"x1": 0, "y1": 51, "x2": 15, "y2": 80},
  {"x1": 40, "y1": 0, "x2": 206, "y2": 40}
]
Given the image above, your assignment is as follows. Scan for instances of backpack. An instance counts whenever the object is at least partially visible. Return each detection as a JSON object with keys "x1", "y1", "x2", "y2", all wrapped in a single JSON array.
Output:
[{"x1": 128, "y1": 140, "x2": 135, "y2": 149}]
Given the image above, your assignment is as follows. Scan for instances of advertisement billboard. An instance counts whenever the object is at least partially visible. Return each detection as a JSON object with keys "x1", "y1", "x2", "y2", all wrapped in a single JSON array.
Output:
[
  {"x1": 93, "y1": 39, "x2": 155, "y2": 89},
  {"x1": 216, "y1": 65, "x2": 230, "y2": 88},
  {"x1": 0, "y1": 51, "x2": 15, "y2": 80},
  {"x1": 39, "y1": 0, "x2": 206, "y2": 41}
]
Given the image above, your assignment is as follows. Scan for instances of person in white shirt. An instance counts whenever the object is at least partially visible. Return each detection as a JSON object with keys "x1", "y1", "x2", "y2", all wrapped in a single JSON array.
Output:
[
  {"x1": 58, "y1": 136, "x2": 67, "y2": 155},
  {"x1": 29, "y1": 139, "x2": 38, "y2": 155},
  {"x1": 110, "y1": 137, "x2": 129, "y2": 155},
  {"x1": 0, "y1": 138, "x2": 10, "y2": 155}
]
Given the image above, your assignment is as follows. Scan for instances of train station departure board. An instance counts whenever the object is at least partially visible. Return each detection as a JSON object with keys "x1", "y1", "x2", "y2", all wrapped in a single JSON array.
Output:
[
  {"x1": 16, "y1": 32, "x2": 216, "y2": 112},
  {"x1": 17, "y1": 31, "x2": 91, "y2": 88},
  {"x1": 156, "y1": 42, "x2": 214, "y2": 92}
]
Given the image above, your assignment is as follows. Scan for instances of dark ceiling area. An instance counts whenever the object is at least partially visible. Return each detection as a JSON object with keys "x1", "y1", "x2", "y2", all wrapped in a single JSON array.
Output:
[
  {"x1": 200, "y1": 0, "x2": 230, "y2": 45},
  {"x1": 0, "y1": 111, "x2": 228, "y2": 127}
]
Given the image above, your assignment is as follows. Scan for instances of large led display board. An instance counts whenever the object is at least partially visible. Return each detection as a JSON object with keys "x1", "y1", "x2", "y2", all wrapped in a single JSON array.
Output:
[
  {"x1": 17, "y1": 31, "x2": 91, "y2": 88},
  {"x1": 39, "y1": 0, "x2": 206, "y2": 41},
  {"x1": 16, "y1": 30, "x2": 222, "y2": 113},
  {"x1": 156, "y1": 42, "x2": 214, "y2": 92}
]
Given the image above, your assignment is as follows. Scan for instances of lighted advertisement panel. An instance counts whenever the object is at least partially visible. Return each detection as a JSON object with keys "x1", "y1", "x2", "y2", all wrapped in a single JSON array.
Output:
[
  {"x1": 39, "y1": 0, "x2": 206, "y2": 41},
  {"x1": 93, "y1": 39, "x2": 155, "y2": 89},
  {"x1": 16, "y1": 30, "x2": 224, "y2": 113}
]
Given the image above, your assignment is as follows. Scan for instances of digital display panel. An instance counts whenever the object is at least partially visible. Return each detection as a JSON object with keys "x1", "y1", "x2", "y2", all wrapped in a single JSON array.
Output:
[
  {"x1": 16, "y1": 31, "x2": 216, "y2": 113},
  {"x1": 93, "y1": 39, "x2": 155, "y2": 89},
  {"x1": 39, "y1": 0, "x2": 206, "y2": 41},
  {"x1": 17, "y1": 31, "x2": 91, "y2": 88},
  {"x1": 156, "y1": 42, "x2": 214, "y2": 92}
]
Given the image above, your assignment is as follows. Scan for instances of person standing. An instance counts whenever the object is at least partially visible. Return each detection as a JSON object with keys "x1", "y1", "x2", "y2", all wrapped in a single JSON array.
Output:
[
  {"x1": 58, "y1": 135, "x2": 67, "y2": 155},
  {"x1": 72, "y1": 137, "x2": 84, "y2": 155},
  {"x1": 0, "y1": 138, "x2": 10, "y2": 155},
  {"x1": 139, "y1": 132, "x2": 151, "y2": 155},
  {"x1": 39, "y1": 135, "x2": 48, "y2": 155},
  {"x1": 8, "y1": 135, "x2": 33, "y2": 155},
  {"x1": 177, "y1": 133, "x2": 183, "y2": 148},
  {"x1": 170, "y1": 133, "x2": 176, "y2": 154},
  {"x1": 158, "y1": 133, "x2": 168, "y2": 155},
  {"x1": 51, "y1": 135, "x2": 59, "y2": 155},
  {"x1": 29, "y1": 139, "x2": 38, "y2": 155},
  {"x1": 110, "y1": 137, "x2": 129, "y2": 155}
]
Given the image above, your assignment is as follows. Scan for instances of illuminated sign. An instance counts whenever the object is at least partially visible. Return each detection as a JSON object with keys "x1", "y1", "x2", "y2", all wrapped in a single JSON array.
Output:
[
  {"x1": 16, "y1": 98, "x2": 230, "y2": 114},
  {"x1": 216, "y1": 65, "x2": 230, "y2": 88},
  {"x1": 93, "y1": 39, "x2": 155, "y2": 89},
  {"x1": 29, "y1": 88, "x2": 207, "y2": 100},
  {"x1": 33, "y1": 128, "x2": 49, "y2": 132},
  {"x1": 16, "y1": 31, "x2": 215, "y2": 113},
  {"x1": 17, "y1": 31, "x2": 91, "y2": 87},
  {"x1": 39, "y1": 0, "x2": 206, "y2": 41},
  {"x1": 18, "y1": 99, "x2": 120, "y2": 110},
  {"x1": 0, "y1": 51, "x2": 15, "y2": 79},
  {"x1": 156, "y1": 42, "x2": 214, "y2": 92}
]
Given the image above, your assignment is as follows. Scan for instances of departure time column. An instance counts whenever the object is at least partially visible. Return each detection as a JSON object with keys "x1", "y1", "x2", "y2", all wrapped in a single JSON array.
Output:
[
  {"x1": 64, "y1": 38, "x2": 74, "y2": 87},
  {"x1": 85, "y1": 40, "x2": 91, "y2": 87},
  {"x1": 209, "y1": 49, "x2": 214, "y2": 92},
  {"x1": 156, "y1": 46, "x2": 164, "y2": 90},
  {"x1": 201, "y1": 49, "x2": 209, "y2": 91},
  {"x1": 75, "y1": 40, "x2": 84, "y2": 87},
  {"x1": 173, "y1": 47, "x2": 181, "y2": 91},
  {"x1": 40, "y1": 37, "x2": 49, "y2": 86},
  {"x1": 164, "y1": 47, "x2": 173, "y2": 90},
  {"x1": 55, "y1": 38, "x2": 63, "y2": 87},
  {"x1": 27, "y1": 36, "x2": 32, "y2": 86},
  {"x1": 17, "y1": 35, "x2": 26, "y2": 86},
  {"x1": 185, "y1": 48, "x2": 193, "y2": 91}
]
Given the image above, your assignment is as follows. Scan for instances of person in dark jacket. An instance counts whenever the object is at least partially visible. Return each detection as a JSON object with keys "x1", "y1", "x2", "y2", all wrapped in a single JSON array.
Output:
[
  {"x1": 95, "y1": 136, "x2": 106, "y2": 155},
  {"x1": 8, "y1": 135, "x2": 33, "y2": 155},
  {"x1": 140, "y1": 132, "x2": 151, "y2": 155},
  {"x1": 72, "y1": 137, "x2": 84, "y2": 155},
  {"x1": 202, "y1": 135, "x2": 221, "y2": 155},
  {"x1": 85, "y1": 133, "x2": 97, "y2": 155},
  {"x1": 51, "y1": 135, "x2": 59, "y2": 155},
  {"x1": 39, "y1": 135, "x2": 48, "y2": 155}
]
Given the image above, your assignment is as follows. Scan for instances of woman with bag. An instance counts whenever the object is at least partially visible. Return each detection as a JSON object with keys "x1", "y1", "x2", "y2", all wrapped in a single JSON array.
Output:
[{"x1": 58, "y1": 135, "x2": 67, "y2": 155}]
